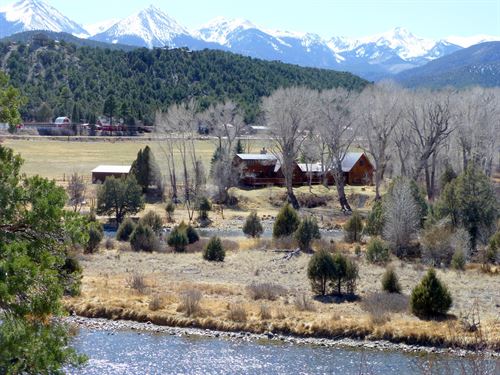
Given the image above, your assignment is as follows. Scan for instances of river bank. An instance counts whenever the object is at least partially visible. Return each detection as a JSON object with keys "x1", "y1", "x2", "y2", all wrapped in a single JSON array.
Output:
[
  {"x1": 67, "y1": 246, "x2": 500, "y2": 353},
  {"x1": 63, "y1": 315, "x2": 499, "y2": 358}
]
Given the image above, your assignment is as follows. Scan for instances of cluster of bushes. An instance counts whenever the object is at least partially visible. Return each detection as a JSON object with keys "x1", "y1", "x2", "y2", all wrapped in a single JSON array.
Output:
[
  {"x1": 37, "y1": 127, "x2": 75, "y2": 136},
  {"x1": 116, "y1": 211, "x2": 163, "y2": 252},
  {"x1": 167, "y1": 221, "x2": 200, "y2": 252},
  {"x1": 271, "y1": 204, "x2": 321, "y2": 252},
  {"x1": 307, "y1": 249, "x2": 358, "y2": 296}
]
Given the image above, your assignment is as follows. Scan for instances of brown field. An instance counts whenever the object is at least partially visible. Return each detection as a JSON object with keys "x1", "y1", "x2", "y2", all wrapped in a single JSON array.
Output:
[{"x1": 66, "y1": 246, "x2": 500, "y2": 350}]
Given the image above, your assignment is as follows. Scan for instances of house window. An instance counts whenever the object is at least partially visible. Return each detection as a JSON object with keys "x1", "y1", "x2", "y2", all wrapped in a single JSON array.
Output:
[{"x1": 359, "y1": 160, "x2": 365, "y2": 166}]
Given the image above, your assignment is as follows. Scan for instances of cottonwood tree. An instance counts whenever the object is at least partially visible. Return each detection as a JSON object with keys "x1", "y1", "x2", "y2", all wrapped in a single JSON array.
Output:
[
  {"x1": 403, "y1": 89, "x2": 455, "y2": 200},
  {"x1": 358, "y1": 82, "x2": 402, "y2": 199},
  {"x1": 383, "y1": 178, "x2": 420, "y2": 257},
  {"x1": 453, "y1": 87, "x2": 500, "y2": 176},
  {"x1": 67, "y1": 172, "x2": 86, "y2": 212},
  {"x1": 156, "y1": 101, "x2": 204, "y2": 220},
  {"x1": 264, "y1": 87, "x2": 316, "y2": 209},
  {"x1": 317, "y1": 88, "x2": 359, "y2": 212},
  {"x1": 201, "y1": 101, "x2": 244, "y2": 203}
]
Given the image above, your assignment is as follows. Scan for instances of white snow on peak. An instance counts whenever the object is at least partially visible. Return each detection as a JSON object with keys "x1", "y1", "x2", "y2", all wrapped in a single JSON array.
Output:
[
  {"x1": 85, "y1": 18, "x2": 119, "y2": 36},
  {"x1": 100, "y1": 5, "x2": 190, "y2": 48},
  {"x1": 196, "y1": 17, "x2": 256, "y2": 45},
  {"x1": 0, "y1": 0, "x2": 88, "y2": 35},
  {"x1": 327, "y1": 36, "x2": 360, "y2": 53},
  {"x1": 444, "y1": 34, "x2": 500, "y2": 48},
  {"x1": 357, "y1": 27, "x2": 435, "y2": 59}
]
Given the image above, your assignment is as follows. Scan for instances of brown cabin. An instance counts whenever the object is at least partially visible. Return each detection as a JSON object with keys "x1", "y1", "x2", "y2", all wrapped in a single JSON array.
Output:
[
  {"x1": 233, "y1": 152, "x2": 374, "y2": 187},
  {"x1": 341, "y1": 152, "x2": 374, "y2": 185}
]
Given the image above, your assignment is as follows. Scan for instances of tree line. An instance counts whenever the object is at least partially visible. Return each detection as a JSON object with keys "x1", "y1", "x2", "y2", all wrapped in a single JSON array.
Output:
[{"x1": 0, "y1": 39, "x2": 367, "y2": 125}]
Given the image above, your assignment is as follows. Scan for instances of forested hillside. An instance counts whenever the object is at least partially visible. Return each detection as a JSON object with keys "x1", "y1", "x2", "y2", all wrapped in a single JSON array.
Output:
[{"x1": 0, "y1": 38, "x2": 368, "y2": 123}]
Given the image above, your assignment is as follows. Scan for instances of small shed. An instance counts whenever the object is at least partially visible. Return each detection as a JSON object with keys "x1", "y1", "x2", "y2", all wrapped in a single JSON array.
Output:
[{"x1": 92, "y1": 165, "x2": 131, "y2": 184}]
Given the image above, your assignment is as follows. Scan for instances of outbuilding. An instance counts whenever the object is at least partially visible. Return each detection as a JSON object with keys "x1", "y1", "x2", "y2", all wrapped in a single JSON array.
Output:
[{"x1": 91, "y1": 165, "x2": 131, "y2": 184}]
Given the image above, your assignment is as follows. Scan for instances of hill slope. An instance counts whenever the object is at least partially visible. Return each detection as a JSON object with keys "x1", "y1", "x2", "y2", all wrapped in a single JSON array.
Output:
[
  {"x1": 0, "y1": 37, "x2": 368, "y2": 123},
  {"x1": 395, "y1": 41, "x2": 500, "y2": 88}
]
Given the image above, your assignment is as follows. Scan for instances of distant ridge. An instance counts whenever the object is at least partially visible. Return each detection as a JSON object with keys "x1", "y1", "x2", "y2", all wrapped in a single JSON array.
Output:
[{"x1": 395, "y1": 41, "x2": 500, "y2": 88}]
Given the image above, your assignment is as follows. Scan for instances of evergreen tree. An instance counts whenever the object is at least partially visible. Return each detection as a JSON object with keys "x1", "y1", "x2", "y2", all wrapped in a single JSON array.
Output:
[
  {"x1": 167, "y1": 225, "x2": 189, "y2": 252},
  {"x1": 103, "y1": 91, "x2": 116, "y2": 125},
  {"x1": 96, "y1": 176, "x2": 144, "y2": 224},
  {"x1": 273, "y1": 203, "x2": 300, "y2": 238},
  {"x1": 307, "y1": 249, "x2": 335, "y2": 296},
  {"x1": 410, "y1": 269, "x2": 452, "y2": 318},
  {"x1": 295, "y1": 216, "x2": 321, "y2": 252},
  {"x1": 130, "y1": 146, "x2": 161, "y2": 192},
  {"x1": 242, "y1": 211, "x2": 264, "y2": 238},
  {"x1": 343, "y1": 211, "x2": 364, "y2": 243},
  {"x1": 381, "y1": 267, "x2": 401, "y2": 293},
  {"x1": 0, "y1": 145, "x2": 86, "y2": 372},
  {"x1": 203, "y1": 236, "x2": 225, "y2": 261},
  {"x1": 235, "y1": 139, "x2": 244, "y2": 154}
]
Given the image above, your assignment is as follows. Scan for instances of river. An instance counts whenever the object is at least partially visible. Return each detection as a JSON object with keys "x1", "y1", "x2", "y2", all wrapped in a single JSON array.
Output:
[{"x1": 67, "y1": 327, "x2": 500, "y2": 375}]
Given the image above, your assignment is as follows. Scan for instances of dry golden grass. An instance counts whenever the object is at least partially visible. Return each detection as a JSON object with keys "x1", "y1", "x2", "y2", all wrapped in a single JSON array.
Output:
[{"x1": 66, "y1": 247, "x2": 500, "y2": 349}]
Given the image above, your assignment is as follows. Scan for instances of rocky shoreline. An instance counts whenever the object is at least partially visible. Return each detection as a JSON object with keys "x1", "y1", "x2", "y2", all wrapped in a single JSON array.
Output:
[{"x1": 62, "y1": 315, "x2": 499, "y2": 359}]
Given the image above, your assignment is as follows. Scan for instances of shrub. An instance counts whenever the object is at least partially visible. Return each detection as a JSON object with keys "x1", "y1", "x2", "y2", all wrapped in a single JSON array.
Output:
[
  {"x1": 421, "y1": 224, "x2": 454, "y2": 267},
  {"x1": 410, "y1": 268, "x2": 452, "y2": 318},
  {"x1": 366, "y1": 238, "x2": 390, "y2": 264},
  {"x1": 197, "y1": 196, "x2": 212, "y2": 221},
  {"x1": 185, "y1": 224, "x2": 200, "y2": 244},
  {"x1": 203, "y1": 236, "x2": 225, "y2": 261},
  {"x1": 165, "y1": 200, "x2": 175, "y2": 222},
  {"x1": 167, "y1": 225, "x2": 189, "y2": 252},
  {"x1": 354, "y1": 244, "x2": 362, "y2": 257},
  {"x1": 273, "y1": 203, "x2": 300, "y2": 238},
  {"x1": 259, "y1": 304, "x2": 271, "y2": 319},
  {"x1": 294, "y1": 293, "x2": 316, "y2": 312},
  {"x1": 307, "y1": 249, "x2": 335, "y2": 296},
  {"x1": 126, "y1": 272, "x2": 147, "y2": 294},
  {"x1": 242, "y1": 211, "x2": 264, "y2": 238},
  {"x1": 85, "y1": 221, "x2": 103, "y2": 254},
  {"x1": 178, "y1": 289, "x2": 202, "y2": 317},
  {"x1": 149, "y1": 295, "x2": 164, "y2": 311},
  {"x1": 361, "y1": 292, "x2": 409, "y2": 324},
  {"x1": 130, "y1": 223, "x2": 160, "y2": 252},
  {"x1": 228, "y1": 303, "x2": 247, "y2": 322},
  {"x1": 484, "y1": 231, "x2": 500, "y2": 264},
  {"x1": 139, "y1": 211, "x2": 163, "y2": 235},
  {"x1": 451, "y1": 250, "x2": 466, "y2": 271},
  {"x1": 295, "y1": 216, "x2": 321, "y2": 252},
  {"x1": 343, "y1": 211, "x2": 363, "y2": 243},
  {"x1": 246, "y1": 282, "x2": 286, "y2": 301},
  {"x1": 104, "y1": 238, "x2": 115, "y2": 250},
  {"x1": 116, "y1": 218, "x2": 136, "y2": 241},
  {"x1": 381, "y1": 267, "x2": 401, "y2": 293},
  {"x1": 366, "y1": 200, "x2": 384, "y2": 236}
]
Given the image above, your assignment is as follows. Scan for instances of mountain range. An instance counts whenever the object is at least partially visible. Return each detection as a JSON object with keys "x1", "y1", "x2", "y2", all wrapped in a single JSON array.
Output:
[{"x1": 1, "y1": 0, "x2": 499, "y2": 81}]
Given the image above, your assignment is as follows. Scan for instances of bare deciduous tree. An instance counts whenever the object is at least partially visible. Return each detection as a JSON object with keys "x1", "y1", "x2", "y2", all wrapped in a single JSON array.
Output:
[
  {"x1": 403, "y1": 89, "x2": 455, "y2": 200},
  {"x1": 358, "y1": 81, "x2": 402, "y2": 200},
  {"x1": 201, "y1": 101, "x2": 244, "y2": 203},
  {"x1": 156, "y1": 100, "x2": 203, "y2": 221},
  {"x1": 317, "y1": 88, "x2": 359, "y2": 212},
  {"x1": 263, "y1": 87, "x2": 316, "y2": 209},
  {"x1": 383, "y1": 178, "x2": 420, "y2": 257}
]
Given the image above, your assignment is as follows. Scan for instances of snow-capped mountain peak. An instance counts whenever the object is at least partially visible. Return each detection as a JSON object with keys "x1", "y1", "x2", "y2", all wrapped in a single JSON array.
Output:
[
  {"x1": 196, "y1": 17, "x2": 256, "y2": 45},
  {"x1": 0, "y1": 0, "x2": 88, "y2": 37},
  {"x1": 92, "y1": 5, "x2": 190, "y2": 48}
]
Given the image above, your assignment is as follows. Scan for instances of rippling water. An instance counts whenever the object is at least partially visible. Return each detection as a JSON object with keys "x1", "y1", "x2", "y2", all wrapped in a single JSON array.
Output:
[{"x1": 67, "y1": 328, "x2": 500, "y2": 375}]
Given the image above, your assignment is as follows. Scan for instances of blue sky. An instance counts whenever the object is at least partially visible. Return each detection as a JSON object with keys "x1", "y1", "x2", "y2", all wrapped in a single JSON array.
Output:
[{"x1": 2, "y1": 0, "x2": 500, "y2": 38}]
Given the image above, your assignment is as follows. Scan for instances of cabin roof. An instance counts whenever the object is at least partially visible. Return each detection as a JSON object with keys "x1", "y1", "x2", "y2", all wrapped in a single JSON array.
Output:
[
  {"x1": 341, "y1": 152, "x2": 365, "y2": 172},
  {"x1": 236, "y1": 153, "x2": 277, "y2": 161},
  {"x1": 91, "y1": 165, "x2": 131, "y2": 174},
  {"x1": 297, "y1": 163, "x2": 323, "y2": 173}
]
